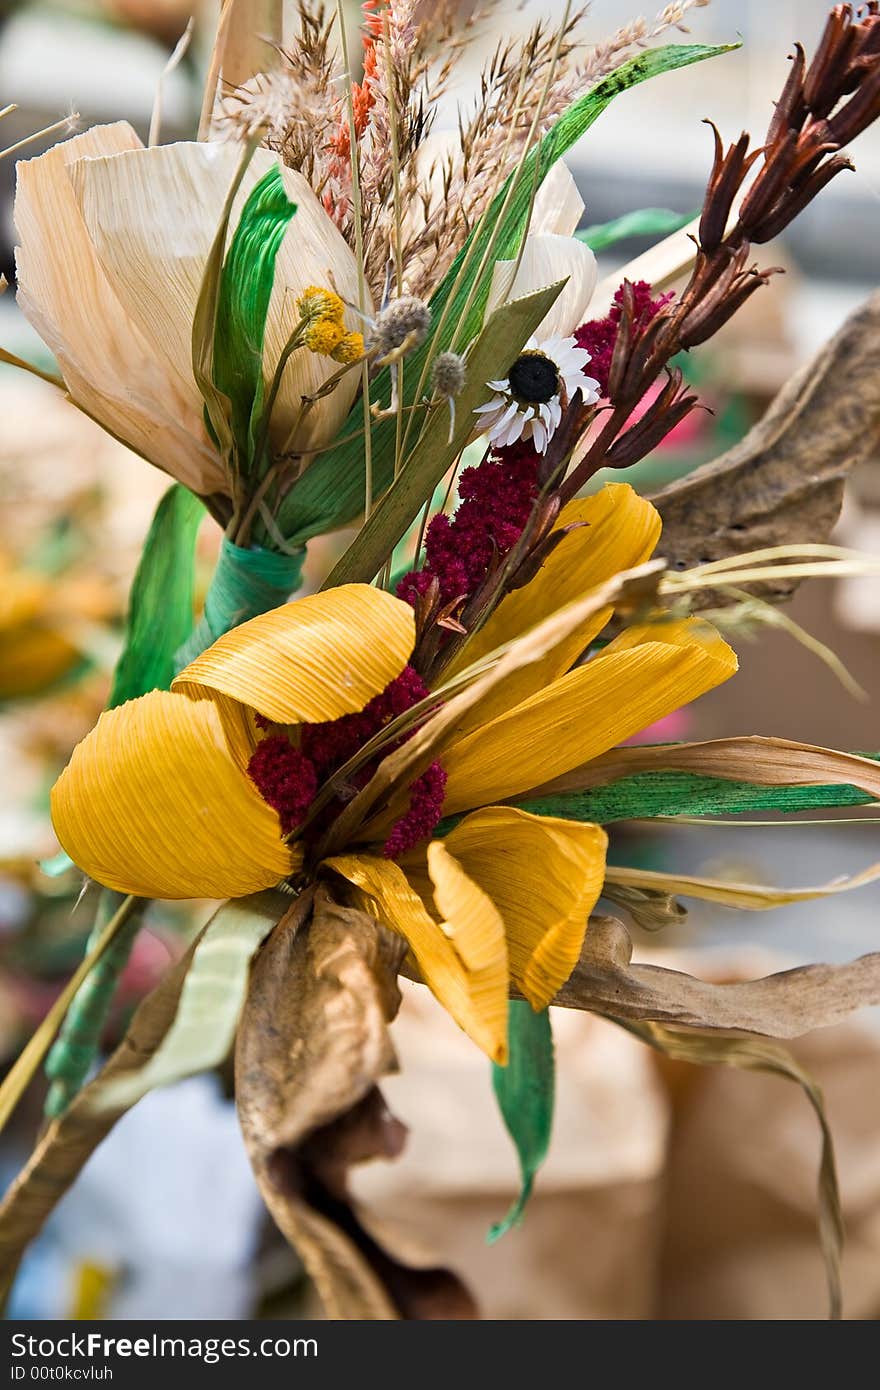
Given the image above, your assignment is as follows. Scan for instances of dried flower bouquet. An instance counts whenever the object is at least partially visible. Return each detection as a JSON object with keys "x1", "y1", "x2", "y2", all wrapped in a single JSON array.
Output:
[{"x1": 2, "y1": 0, "x2": 880, "y2": 1319}]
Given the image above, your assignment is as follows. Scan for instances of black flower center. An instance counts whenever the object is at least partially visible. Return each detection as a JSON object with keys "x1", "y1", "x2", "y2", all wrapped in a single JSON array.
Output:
[{"x1": 507, "y1": 351, "x2": 559, "y2": 404}]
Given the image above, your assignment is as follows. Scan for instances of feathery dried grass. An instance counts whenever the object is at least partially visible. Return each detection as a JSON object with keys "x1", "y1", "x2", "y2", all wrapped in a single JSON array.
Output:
[{"x1": 221, "y1": 0, "x2": 710, "y2": 300}]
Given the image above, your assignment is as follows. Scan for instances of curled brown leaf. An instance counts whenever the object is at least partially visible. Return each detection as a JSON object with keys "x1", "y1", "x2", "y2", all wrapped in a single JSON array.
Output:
[
  {"x1": 548, "y1": 916, "x2": 880, "y2": 1039},
  {"x1": 650, "y1": 290, "x2": 880, "y2": 604},
  {"x1": 235, "y1": 886, "x2": 476, "y2": 1320}
]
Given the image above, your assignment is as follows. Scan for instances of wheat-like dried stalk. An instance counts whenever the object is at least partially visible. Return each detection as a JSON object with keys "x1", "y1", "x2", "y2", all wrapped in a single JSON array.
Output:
[{"x1": 221, "y1": 0, "x2": 710, "y2": 297}]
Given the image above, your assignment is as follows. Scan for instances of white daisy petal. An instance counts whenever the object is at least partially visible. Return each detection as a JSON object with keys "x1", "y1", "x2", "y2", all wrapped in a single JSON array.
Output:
[
  {"x1": 501, "y1": 412, "x2": 526, "y2": 447},
  {"x1": 474, "y1": 394, "x2": 506, "y2": 415}
]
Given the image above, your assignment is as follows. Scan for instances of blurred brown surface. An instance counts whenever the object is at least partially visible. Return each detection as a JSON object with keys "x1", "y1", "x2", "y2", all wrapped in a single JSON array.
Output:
[{"x1": 353, "y1": 971, "x2": 880, "y2": 1320}]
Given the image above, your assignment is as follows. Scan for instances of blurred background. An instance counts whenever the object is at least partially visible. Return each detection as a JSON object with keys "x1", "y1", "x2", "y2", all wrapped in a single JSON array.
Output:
[{"x1": 1, "y1": 0, "x2": 879, "y2": 1320}]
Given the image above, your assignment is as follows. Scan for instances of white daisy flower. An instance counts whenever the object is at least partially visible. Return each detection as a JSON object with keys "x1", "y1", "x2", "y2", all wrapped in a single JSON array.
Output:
[{"x1": 473, "y1": 335, "x2": 600, "y2": 454}]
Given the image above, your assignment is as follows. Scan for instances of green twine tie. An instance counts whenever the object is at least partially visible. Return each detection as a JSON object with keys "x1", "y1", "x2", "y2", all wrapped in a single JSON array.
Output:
[{"x1": 175, "y1": 538, "x2": 306, "y2": 667}]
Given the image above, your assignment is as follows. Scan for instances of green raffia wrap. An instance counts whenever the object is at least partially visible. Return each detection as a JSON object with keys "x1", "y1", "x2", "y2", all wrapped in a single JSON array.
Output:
[
  {"x1": 44, "y1": 895, "x2": 145, "y2": 1118},
  {"x1": 175, "y1": 537, "x2": 306, "y2": 668}
]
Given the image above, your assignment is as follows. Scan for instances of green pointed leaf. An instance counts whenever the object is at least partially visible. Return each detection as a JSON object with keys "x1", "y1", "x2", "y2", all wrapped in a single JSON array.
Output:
[
  {"x1": 191, "y1": 139, "x2": 260, "y2": 461},
  {"x1": 108, "y1": 484, "x2": 204, "y2": 708},
  {"x1": 489, "y1": 1002, "x2": 555, "y2": 1242},
  {"x1": 278, "y1": 40, "x2": 736, "y2": 544},
  {"x1": 577, "y1": 206, "x2": 696, "y2": 253},
  {"x1": 213, "y1": 165, "x2": 297, "y2": 468},
  {"x1": 91, "y1": 891, "x2": 288, "y2": 1112},
  {"x1": 320, "y1": 281, "x2": 564, "y2": 588}
]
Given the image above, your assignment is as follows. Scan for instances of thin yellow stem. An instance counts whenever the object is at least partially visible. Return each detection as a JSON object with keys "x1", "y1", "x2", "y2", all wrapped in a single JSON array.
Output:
[
  {"x1": 665, "y1": 560, "x2": 880, "y2": 592},
  {"x1": 336, "y1": 0, "x2": 373, "y2": 523},
  {"x1": 1, "y1": 113, "x2": 79, "y2": 162},
  {"x1": 149, "y1": 17, "x2": 195, "y2": 147},
  {"x1": 448, "y1": 0, "x2": 573, "y2": 356}
]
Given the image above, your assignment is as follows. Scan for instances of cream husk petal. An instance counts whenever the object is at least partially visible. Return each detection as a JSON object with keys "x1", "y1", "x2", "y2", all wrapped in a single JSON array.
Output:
[
  {"x1": 486, "y1": 234, "x2": 597, "y2": 340},
  {"x1": 14, "y1": 124, "x2": 226, "y2": 496},
  {"x1": 71, "y1": 143, "x2": 367, "y2": 458},
  {"x1": 530, "y1": 159, "x2": 585, "y2": 237}
]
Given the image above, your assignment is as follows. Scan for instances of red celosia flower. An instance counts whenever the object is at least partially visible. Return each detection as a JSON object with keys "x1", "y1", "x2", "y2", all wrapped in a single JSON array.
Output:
[
  {"x1": 397, "y1": 442, "x2": 541, "y2": 609},
  {"x1": 575, "y1": 281, "x2": 674, "y2": 396},
  {"x1": 383, "y1": 761, "x2": 449, "y2": 858},
  {"x1": 247, "y1": 736, "x2": 318, "y2": 837}
]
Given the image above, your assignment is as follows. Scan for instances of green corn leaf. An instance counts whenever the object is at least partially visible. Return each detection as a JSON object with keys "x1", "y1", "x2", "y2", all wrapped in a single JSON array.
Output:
[
  {"x1": 278, "y1": 40, "x2": 736, "y2": 545},
  {"x1": 515, "y1": 763, "x2": 880, "y2": 824},
  {"x1": 321, "y1": 281, "x2": 564, "y2": 588},
  {"x1": 90, "y1": 891, "x2": 288, "y2": 1112},
  {"x1": 108, "y1": 483, "x2": 204, "y2": 708},
  {"x1": 489, "y1": 1002, "x2": 555, "y2": 1242},
  {"x1": 577, "y1": 206, "x2": 697, "y2": 253},
  {"x1": 213, "y1": 165, "x2": 297, "y2": 470},
  {"x1": 41, "y1": 485, "x2": 204, "y2": 1097},
  {"x1": 191, "y1": 138, "x2": 260, "y2": 462}
]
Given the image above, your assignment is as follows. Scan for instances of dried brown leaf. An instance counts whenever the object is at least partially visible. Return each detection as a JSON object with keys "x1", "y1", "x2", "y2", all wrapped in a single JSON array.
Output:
[
  {"x1": 0, "y1": 937, "x2": 197, "y2": 1305},
  {"x1": 235, "y1": 885, "x2": 476, "y2": 1320},
  {"x1": 548, "y1": 915, "x2": 880, "y2": 1038},
  {"x1": 532, "y1": 734, "x2": 880, "y2": 799},
  {"x1": 605, "y1": 858, "x2": 880, "y2": 910},
  {"x1": 650, "y1": 291, "x2": 880, "y2": 604}
]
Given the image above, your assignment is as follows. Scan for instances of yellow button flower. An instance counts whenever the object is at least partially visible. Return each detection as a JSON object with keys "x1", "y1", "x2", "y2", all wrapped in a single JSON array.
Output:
[{"x1": 50, "y1": 486, "x2": 737, "y2": 1062}]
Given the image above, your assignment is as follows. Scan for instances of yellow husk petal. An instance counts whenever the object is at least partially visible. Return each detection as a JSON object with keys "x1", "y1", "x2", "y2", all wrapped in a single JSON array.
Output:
[
  {"x1": 175, "y1": 584, "x2": 415, "y2": 725},
  {"x1": 70, "y1": 143, "x2": 366, "y2": 459},
  {"x1": 444, "y1": 807, "x2": 608, "y2": 1009},
  {"x1": 325, "y1": 852, "x2": 509, "y2": 1063},
  {"x1": 14, "y1": 124, "x2": 225, "y2": 496},
  {"x1": 442, "y1": 620, "x2": 737, "y2": 815},
  {"x1": 51, "y1": 690, "x2": 297, "y2": 899},
  {"x1": 446, "y1": 484, "x2": 662, "y2": 729}
]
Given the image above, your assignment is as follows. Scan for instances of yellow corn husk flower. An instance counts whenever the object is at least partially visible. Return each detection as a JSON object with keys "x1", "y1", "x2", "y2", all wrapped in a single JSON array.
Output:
[
  {"x1": 14, "y1": 126, "x2": 369, "y2": 498},
  {"x1": 49, "y1": 485, "x2": 737, "y2": 1062}
]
